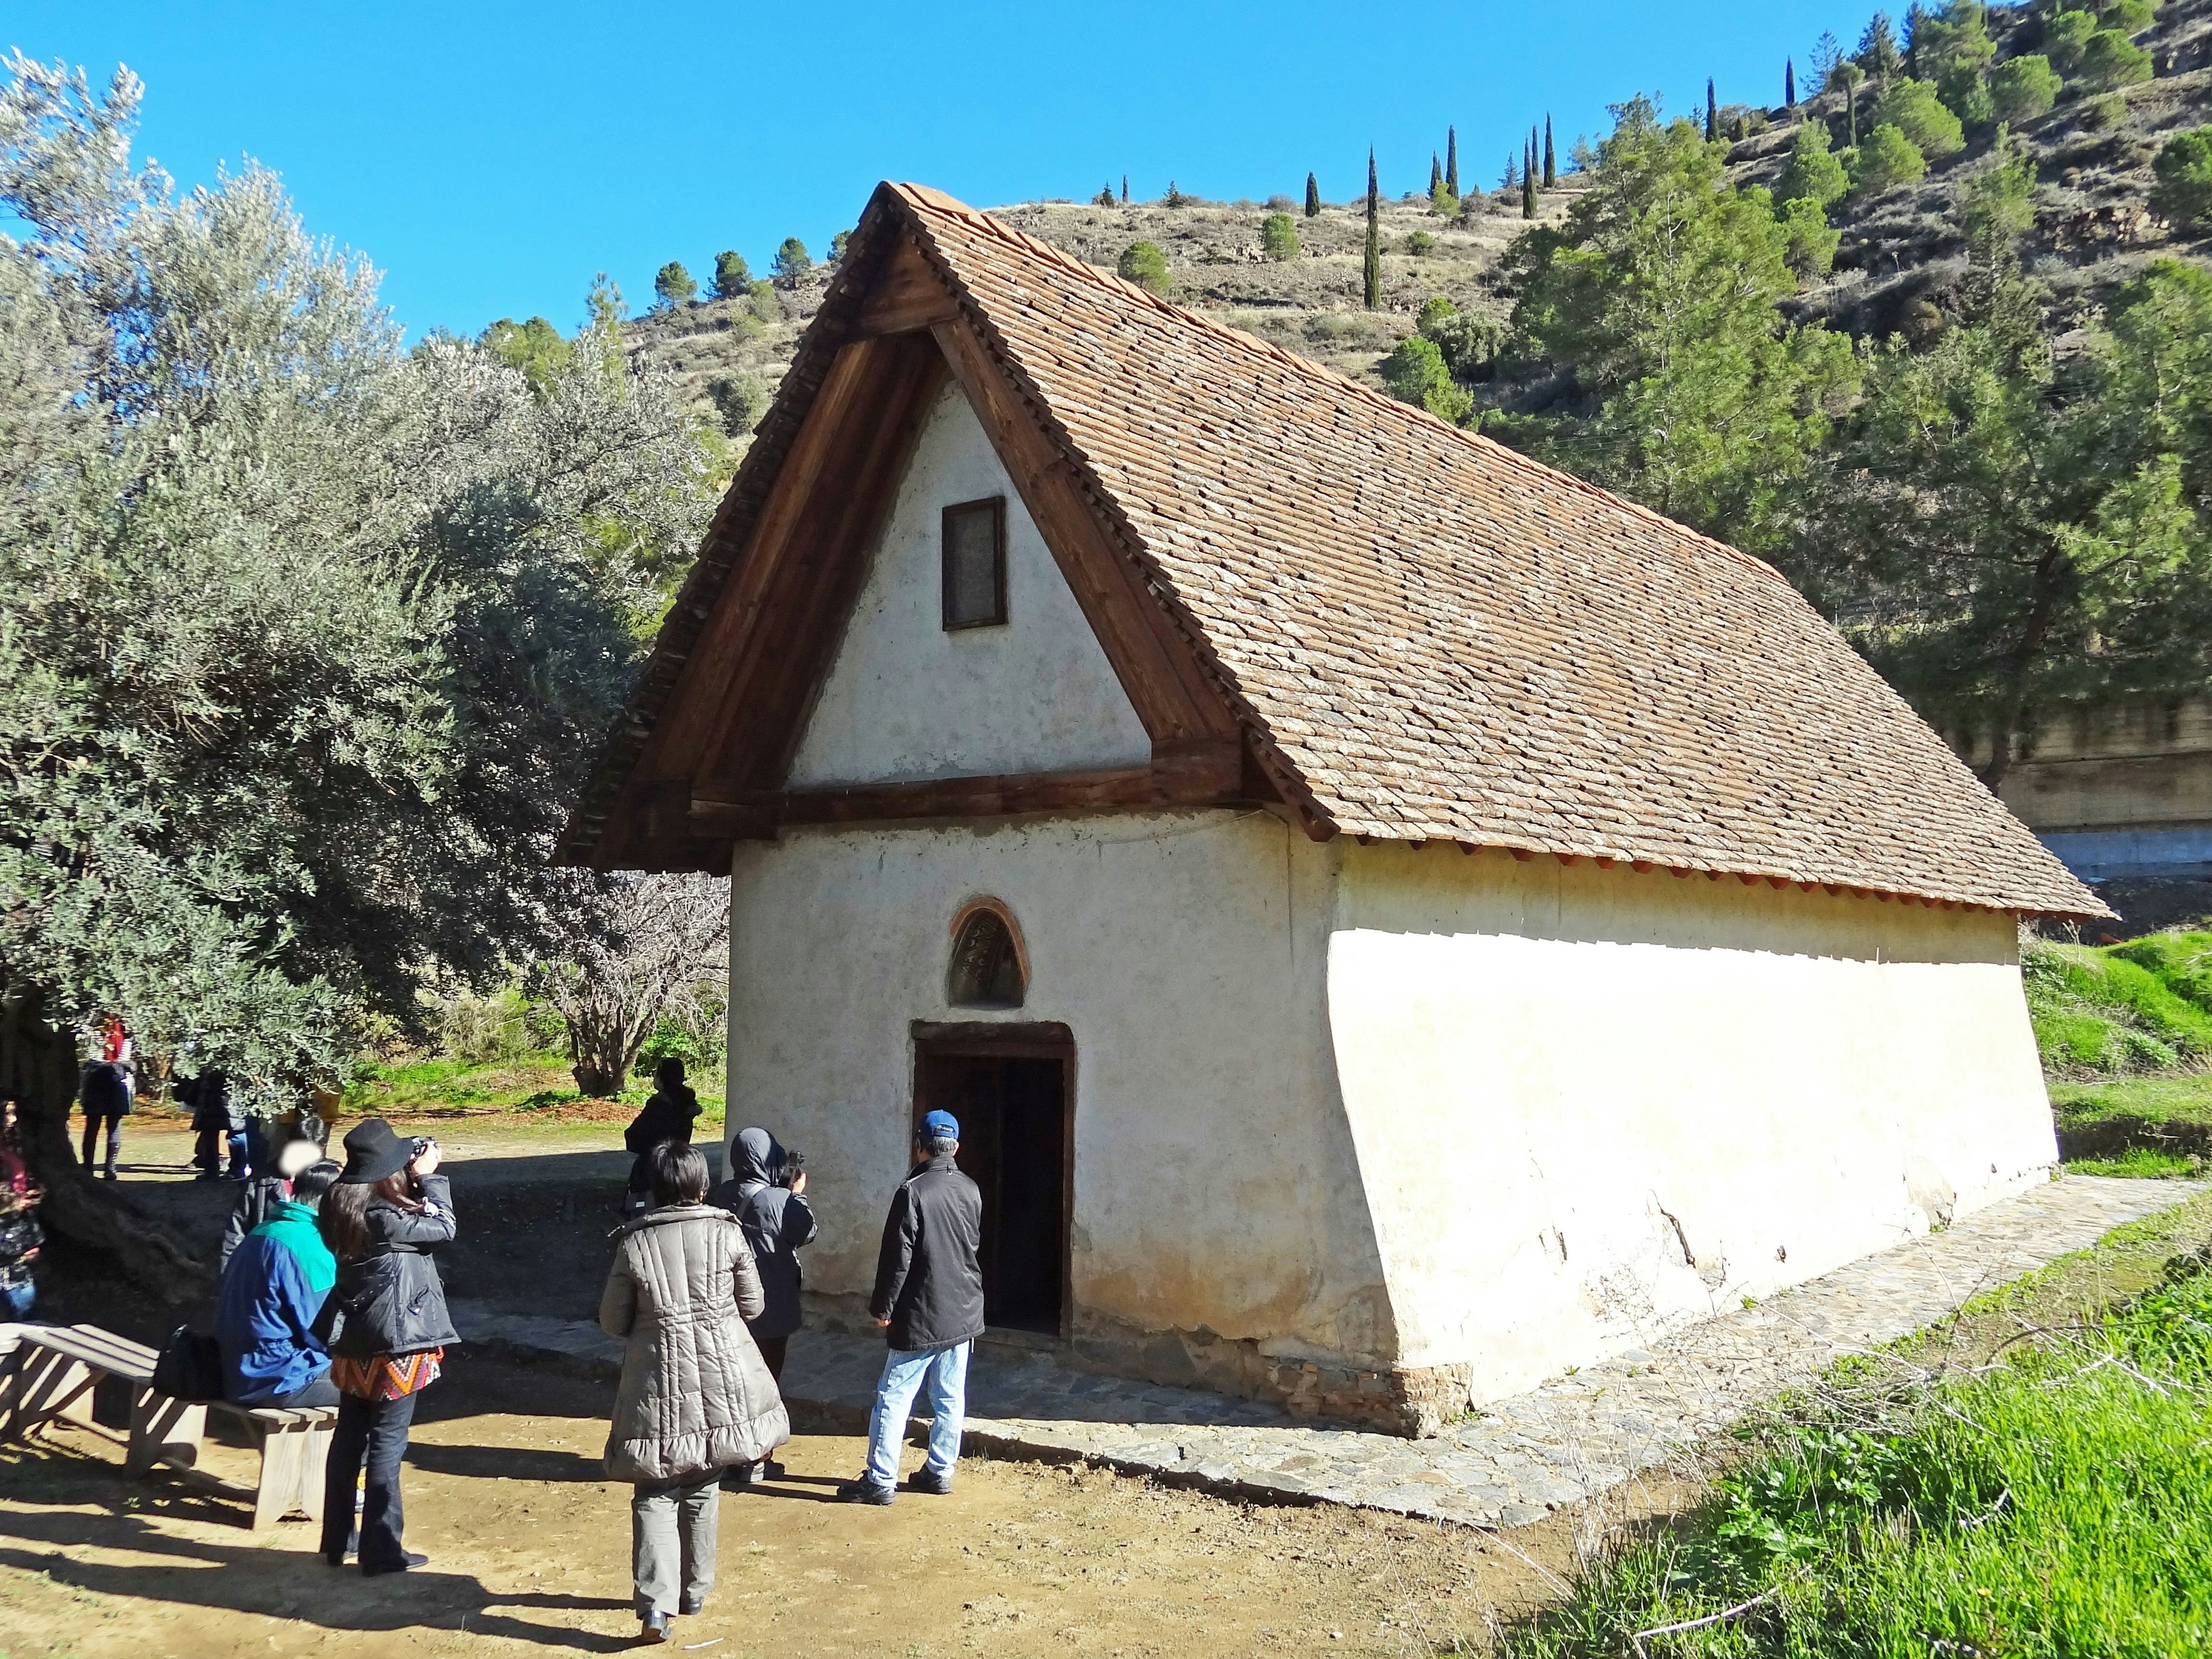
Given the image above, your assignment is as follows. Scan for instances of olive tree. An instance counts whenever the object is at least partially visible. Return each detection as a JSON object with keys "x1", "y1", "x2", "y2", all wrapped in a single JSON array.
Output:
[{"x1": 0, "y1": 55, "x2": 714, "y2": 1282}]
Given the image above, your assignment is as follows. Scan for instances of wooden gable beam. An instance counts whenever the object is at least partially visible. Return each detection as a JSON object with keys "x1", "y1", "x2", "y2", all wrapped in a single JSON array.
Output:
[{"x1": 853, "y1": 234, "x2": 960, "y2": 338}]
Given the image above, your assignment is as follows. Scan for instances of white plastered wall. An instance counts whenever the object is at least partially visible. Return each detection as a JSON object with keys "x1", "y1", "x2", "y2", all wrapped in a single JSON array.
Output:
[
  {"x1": 724, "y1": 812, "x2": 1399, "y2": 1367},
  {"x1": 1325, "y1": 843, "x2": 2056, "y2": 1404},
  {"x1": 786, "y1": 377, "x2": 1152, "y2": 787}
]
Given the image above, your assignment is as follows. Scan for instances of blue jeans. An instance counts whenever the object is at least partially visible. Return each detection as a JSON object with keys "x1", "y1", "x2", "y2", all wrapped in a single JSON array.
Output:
[
  {"x1": 863, "y1": 1340, "x2": 971, "y2": 1490},
  {"x1": 0, "y1": 1279, "x2": 32, "y2": 1320}
]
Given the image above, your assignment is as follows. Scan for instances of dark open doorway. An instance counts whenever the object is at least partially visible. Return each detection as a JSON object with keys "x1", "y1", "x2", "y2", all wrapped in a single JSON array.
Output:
[{"x1": 911, "y1": 1022, "x2": 1072, "y2": 1336}]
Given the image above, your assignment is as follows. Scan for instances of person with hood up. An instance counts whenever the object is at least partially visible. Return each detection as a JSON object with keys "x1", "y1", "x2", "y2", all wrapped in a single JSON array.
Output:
[
  {"x1": 622, "y1": 1058, "x2": 700, "y2": 1217},
  {"x1": 317, "y1": 1119, "x2": 459, "y2": 1575},
  {"x1": 215, "y1": 1159, "x2": 343, "y2": 1408},
  {"x1": 601, "y1": 1140, "x2": 789, "y2": 1644},
  {"x1": 710, "y1": 1126, "x2": 817, "y2": 1487}
]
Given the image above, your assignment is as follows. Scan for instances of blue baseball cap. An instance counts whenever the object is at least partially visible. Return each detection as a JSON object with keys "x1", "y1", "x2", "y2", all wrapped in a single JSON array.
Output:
[{"x1": 919, "y1": 1109, "x2": 960, "y2": 1141}]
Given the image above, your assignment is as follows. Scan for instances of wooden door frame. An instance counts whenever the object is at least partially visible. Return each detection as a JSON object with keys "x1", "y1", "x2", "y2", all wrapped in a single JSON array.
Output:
[{"x1": 910, "y1": 1020, "x2": 1076, "y2": 1342}]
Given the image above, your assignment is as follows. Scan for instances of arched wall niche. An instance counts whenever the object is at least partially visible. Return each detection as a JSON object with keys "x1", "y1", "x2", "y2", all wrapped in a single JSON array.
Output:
[{"x1": 946, "y1": 897, "x2": 1029, "y2": 1009}]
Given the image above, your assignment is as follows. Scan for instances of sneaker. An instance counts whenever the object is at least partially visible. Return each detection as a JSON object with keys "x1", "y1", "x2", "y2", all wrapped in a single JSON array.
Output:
[
  {"x1": 361, "y1": 1551, "x2": 428, "y2": 1577},
  {"x1": 834, "y1": 1478, "x2": 895, "y2": 1505},
  {"x1": 639, "y1": 1612, "x2": 672, "y2": 1643},
  {"x1": 907, "y1": 1467, "x2": 954, "y2": 1495}
]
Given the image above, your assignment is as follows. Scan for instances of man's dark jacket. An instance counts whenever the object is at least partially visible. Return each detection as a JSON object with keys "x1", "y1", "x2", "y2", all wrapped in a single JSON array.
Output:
[
  {"x1": 623, "y1": 1086, "x2": 699, "y2": 1195},
  {"x1": 868, "y1": 1153, "x2": 983, "y2": 1353},
  {"x1": 709, "y1": 1127, "x2": 817, "y2": 1340}
]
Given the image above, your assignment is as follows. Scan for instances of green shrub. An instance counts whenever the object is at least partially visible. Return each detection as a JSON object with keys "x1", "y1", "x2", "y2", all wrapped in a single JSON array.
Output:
[
  {"x1": 1776, "y1": 120, "x2": 1850, "y2": 209},
  {"x1": 1874, "y1": 77, "x2": 1967, "y2": 157},
  {"x1": 770, "y1": 237, "x2": 811, "y2": 286},
  {"x1": 652, "y1": 260, "x2": 696, "y2": 311},
  {"x1": 1378, "y1": 334, "x2": 1472, "y2": 423},
  {"x1": 2024, "y1": 937, "x2": 2212, "y2": 1073},
  {"x1": 747, "y1": 279, "x2": 782, "y2": 324},
  {"x1": 2101, "y1": 0, "x2": 2158, "y2": 31},
  {"x1": 1779, "y1": 194, "x2": 1843, "y2": 276},
  {"x1": 1116, "y1": 240, "x2": 1170, "y2": 293},
  {"x1": 1987, "y1": 54, "x2": 2062, "y2": 123},
  {"x1": 711, "y1": 250, "x2": 751, "y2": 300},
  {"x1": 2077, "y1": 28, "x2": 2153, "y2": 90},
  {"x1": 1402, "y1": 230, "x2": 1436, "y2": 255},
  {"x1": 1416, "y1": 297, "x2": 1501, "y2": 378},
  {"x1": 1940, "y1": 60, "x2": 1996, "y2": 126},
  {"x1": 1963, "y1": 129, "x2": 2038, "y2": 241},
  {"x1": 2081, "y1": 89, "x2": 2131, "y2": 129},
  {"x1": 2152, "y1": 127, "x2": 2212, "y2": 229},
  {"x1": 1162, "y1": 179, "x2": 1192, "y2": 208},
  {"x1": 1260, "y1": 212, "x2": 1300, "y2": 261},
  {"x1": 707, "y1": 372, "x2": 767, "y2": 437},
  {"x1": 2044, "y1": 8, "x2": 2099, "y2": 71},
  {"x1": 1093, "y1": 182, "x2": 1117, "y2": 207},
  {"x1": 1850, "y1": 123, "x2": 1929, "y2": 193}
]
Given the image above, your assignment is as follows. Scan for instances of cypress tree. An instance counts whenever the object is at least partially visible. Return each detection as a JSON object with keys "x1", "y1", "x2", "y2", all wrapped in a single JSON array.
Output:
[
  {"x1": 1521, "y1": 140, "x2": 1538, "y2": 217},
  {"x1": 1362, "y1": 149, "x2": 1380, "y2": 310},
  {"x1": 1786, "y1": 57, "x2": 1797, "y2": 105},
  {"x1": 1305, "y1": 172, "x2": 1321, "y2": 217},
  {"x1": 1121, "y1": 174, "x2": 1130, "y2": 203},
  {"x1": 1706, "y1": 78, "x2": 1718, "y2": 141},
  {"x1": 1543, "y1": 116, "x2": 1556, "y2": 187},
  {"x1": 1430, "y1": 152, "x2": 1442, "y2": 194},
  {"x1": 1503, "y1": 151, "x2": 1517, "y2": 190},
  {"x1": 1446, "y1": 126, "x2": 1459, "y2": 196}
]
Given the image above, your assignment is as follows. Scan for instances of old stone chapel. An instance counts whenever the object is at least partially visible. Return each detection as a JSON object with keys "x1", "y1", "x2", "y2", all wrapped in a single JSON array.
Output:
[{"x1": 562, "y1": 183, "x2": 2107, "y2": 1436}]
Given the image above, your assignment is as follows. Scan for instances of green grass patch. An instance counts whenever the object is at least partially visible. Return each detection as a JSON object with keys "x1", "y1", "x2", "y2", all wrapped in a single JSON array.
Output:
[
  {"x1": 2067, "y1": 1146, "x2": 2202, "y2": 1179},
  {"x1": 2024, "y1": 934, "x2": 2212, "y2": 1074},
  {"x1": 2050, "y1": 1070, "x2": 2212, "y2": 1164},
  {"x1": 343, "y1": 1051, "x2": 724, "y2": 1118},
  {"x1": 1505, "y1": 1196, "x2": 2212, "y2": 1657}
]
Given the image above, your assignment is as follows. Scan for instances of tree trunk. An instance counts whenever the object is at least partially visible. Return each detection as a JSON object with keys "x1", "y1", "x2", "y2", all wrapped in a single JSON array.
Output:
[
  {"x1": 0, "y1": 982, "x2": 211, "y2": 1300},
  {"x1": 571, "y1": 1061, "x2": 622, "y2": 1099}
]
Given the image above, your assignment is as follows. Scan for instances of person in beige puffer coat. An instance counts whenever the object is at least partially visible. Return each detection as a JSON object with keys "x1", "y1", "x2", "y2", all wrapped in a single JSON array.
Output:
[{"x1": 601, "y1": 1142, "x2": 790, "y2": 1644}]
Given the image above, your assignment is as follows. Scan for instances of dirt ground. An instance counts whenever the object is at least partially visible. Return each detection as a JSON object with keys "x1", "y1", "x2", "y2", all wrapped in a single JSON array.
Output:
[
  {"x1": 0, "y1": 1350, "x2": 1649, "y2": 1659},
  {"x1": 0, "y1": 1112, "x2": 1667, "y2": 1657}
]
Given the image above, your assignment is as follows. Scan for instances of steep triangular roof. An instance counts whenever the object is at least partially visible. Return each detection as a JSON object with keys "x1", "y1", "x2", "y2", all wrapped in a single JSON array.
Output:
[{"x1": 562, "y1": 181, "x2": 2104, "y2": 919}]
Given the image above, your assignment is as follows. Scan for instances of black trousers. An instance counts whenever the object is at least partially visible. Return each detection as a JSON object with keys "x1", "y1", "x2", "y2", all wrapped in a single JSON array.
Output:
[
  {"x1": 321, "y1": 1388, "x2": 419, "y2": 1568},
  {"x1": 79, "y1": 1112, "x2": 121, "y2": 1178}
]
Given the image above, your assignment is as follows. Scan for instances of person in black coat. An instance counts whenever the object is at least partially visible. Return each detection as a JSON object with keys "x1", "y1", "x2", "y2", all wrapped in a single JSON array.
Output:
[
  {"x1": 316, "y1": 1119, "x2": 460, "y2": 1576},
  {"x1": 75, "y1": 1052, "x2": 133, "y2": 1183},
  {"x1": 836, "y1": 1109, "x2": 983, "y2": 1505},
  {"x1": 179, "y1": 1067, "x2": 248, "y2": 1182},
  {"x1": 623, "y1": 1059, "x2": 700, "y2": 1216},
  {"x1": 710, "y1": 1126, "x2": 817, "y2": 1487}
]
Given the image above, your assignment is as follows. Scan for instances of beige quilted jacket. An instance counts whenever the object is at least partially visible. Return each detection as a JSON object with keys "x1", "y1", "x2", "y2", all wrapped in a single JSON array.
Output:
[{"x1": 599, "y1": 1203, "x2": 790, "y2": 1483}]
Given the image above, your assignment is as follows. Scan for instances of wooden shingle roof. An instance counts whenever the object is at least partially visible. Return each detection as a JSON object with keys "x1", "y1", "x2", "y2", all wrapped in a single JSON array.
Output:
[{"x1": 565, "y1": 182, "x2": 2105, "y2": 919}]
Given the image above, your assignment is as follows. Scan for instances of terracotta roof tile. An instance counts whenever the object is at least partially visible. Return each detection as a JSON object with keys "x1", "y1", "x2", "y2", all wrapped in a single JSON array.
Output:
[{"x1": 892, "y1": 185, "x2": 2101, "y2": 917}]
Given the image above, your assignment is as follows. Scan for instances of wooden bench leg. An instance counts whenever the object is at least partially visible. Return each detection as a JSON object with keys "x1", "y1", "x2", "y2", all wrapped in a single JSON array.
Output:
[
  {"x1": 6, "y1": 1350, "x2": 94, "y2": 1441},
  {"x1": 296, "y1": 1419, "x2": 333, "y2": 1524},
  {"x1": 251, "y1": 1421, "x2": 317, "y2": 1532},
  {"x1": 127, "y1": 1387, "x2": 206, "y2": 1476}
]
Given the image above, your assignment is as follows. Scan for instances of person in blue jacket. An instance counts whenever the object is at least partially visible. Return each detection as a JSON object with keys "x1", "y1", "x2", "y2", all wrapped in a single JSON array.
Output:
[{"x1": 215, "y1": 1158, "x2": 343, "y2": 1408}]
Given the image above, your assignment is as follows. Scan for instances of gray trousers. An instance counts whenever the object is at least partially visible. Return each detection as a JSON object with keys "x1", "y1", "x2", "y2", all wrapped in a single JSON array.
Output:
[{"x1": 631, "y1": 1473, "x2": 719, "y2": 1619}]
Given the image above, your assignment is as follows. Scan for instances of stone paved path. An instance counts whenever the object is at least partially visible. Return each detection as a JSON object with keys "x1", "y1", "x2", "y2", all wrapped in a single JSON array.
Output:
[{"x1": 456, "y1": 1174, "x2": 2205, "y2": 1529}]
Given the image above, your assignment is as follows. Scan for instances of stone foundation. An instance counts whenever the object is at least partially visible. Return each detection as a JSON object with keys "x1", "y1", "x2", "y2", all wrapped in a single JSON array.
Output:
[{"x1": 801, "y1": 1293, "x2": 1472, "y2": 1436}]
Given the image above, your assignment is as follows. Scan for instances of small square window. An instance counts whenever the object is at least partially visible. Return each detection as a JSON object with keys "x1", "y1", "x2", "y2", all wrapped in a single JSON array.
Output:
[{"x1": 941, "y1": 497, "x2": 1006, "y2": 630}]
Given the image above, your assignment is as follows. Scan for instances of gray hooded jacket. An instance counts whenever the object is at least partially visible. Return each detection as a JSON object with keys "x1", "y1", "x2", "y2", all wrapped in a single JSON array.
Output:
[
  {"x1": 599, "y1": 1203, "x2": 790, "y2": 1483},
  {"x1": 708, "y1": 1128, "x2": 817, "y2": 1340}
]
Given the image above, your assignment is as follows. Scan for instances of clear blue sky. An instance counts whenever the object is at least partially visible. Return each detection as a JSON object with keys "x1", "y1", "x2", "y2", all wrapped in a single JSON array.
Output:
[{"x1": 10, "y1": 1, "x2": 1851, "y2": 339}]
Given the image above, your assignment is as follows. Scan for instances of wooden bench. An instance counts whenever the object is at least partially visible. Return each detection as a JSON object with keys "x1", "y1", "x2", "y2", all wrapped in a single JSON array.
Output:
[{"x1": 0, "y1": 1322, "x2": 336, "y2": 1531}]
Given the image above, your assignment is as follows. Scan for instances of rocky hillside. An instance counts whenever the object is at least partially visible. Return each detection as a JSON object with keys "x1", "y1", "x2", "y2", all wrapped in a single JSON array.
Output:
[{"x1": 626, "y1": 0, "x2": 2211, "y2": 438}]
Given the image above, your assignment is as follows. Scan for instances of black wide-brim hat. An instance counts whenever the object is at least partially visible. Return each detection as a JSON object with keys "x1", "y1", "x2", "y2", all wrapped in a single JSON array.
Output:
[{"x1": 338, "y1": 1118, "x2": 412, "y2": 1185}]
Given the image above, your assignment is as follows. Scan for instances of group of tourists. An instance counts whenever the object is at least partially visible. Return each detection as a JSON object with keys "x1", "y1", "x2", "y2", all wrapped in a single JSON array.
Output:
[{"x1": 193, "y1": 1051, "x2": 984, "y2": 1647}]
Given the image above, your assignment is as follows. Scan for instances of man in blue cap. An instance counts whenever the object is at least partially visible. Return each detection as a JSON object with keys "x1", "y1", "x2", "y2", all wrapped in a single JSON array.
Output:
[{"x1": 836, "y1": 1108, "x2": 984, "y2": 1503}]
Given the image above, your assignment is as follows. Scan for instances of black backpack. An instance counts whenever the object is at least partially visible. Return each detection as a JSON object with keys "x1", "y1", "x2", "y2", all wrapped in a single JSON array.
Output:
[{"x1": 151, "y1": 1326, "x2": 223, "y2": 1402}]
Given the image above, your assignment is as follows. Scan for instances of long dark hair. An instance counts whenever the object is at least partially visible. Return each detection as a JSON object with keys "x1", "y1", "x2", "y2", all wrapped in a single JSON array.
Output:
[{"x1": 319, "y1": 1172, "x2": 419, "y2": 1262}]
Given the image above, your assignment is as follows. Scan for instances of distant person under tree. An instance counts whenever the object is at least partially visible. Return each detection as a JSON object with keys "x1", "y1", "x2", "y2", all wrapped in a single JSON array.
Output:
[{"x1": 623, "y1": 1059, "x2": 700, "y2": 1216}]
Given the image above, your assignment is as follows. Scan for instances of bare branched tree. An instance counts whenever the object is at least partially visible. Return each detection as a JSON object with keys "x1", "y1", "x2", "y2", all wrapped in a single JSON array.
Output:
[{"x1": 533, "y1": 874, "x2": 728, "y2": 1097}]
